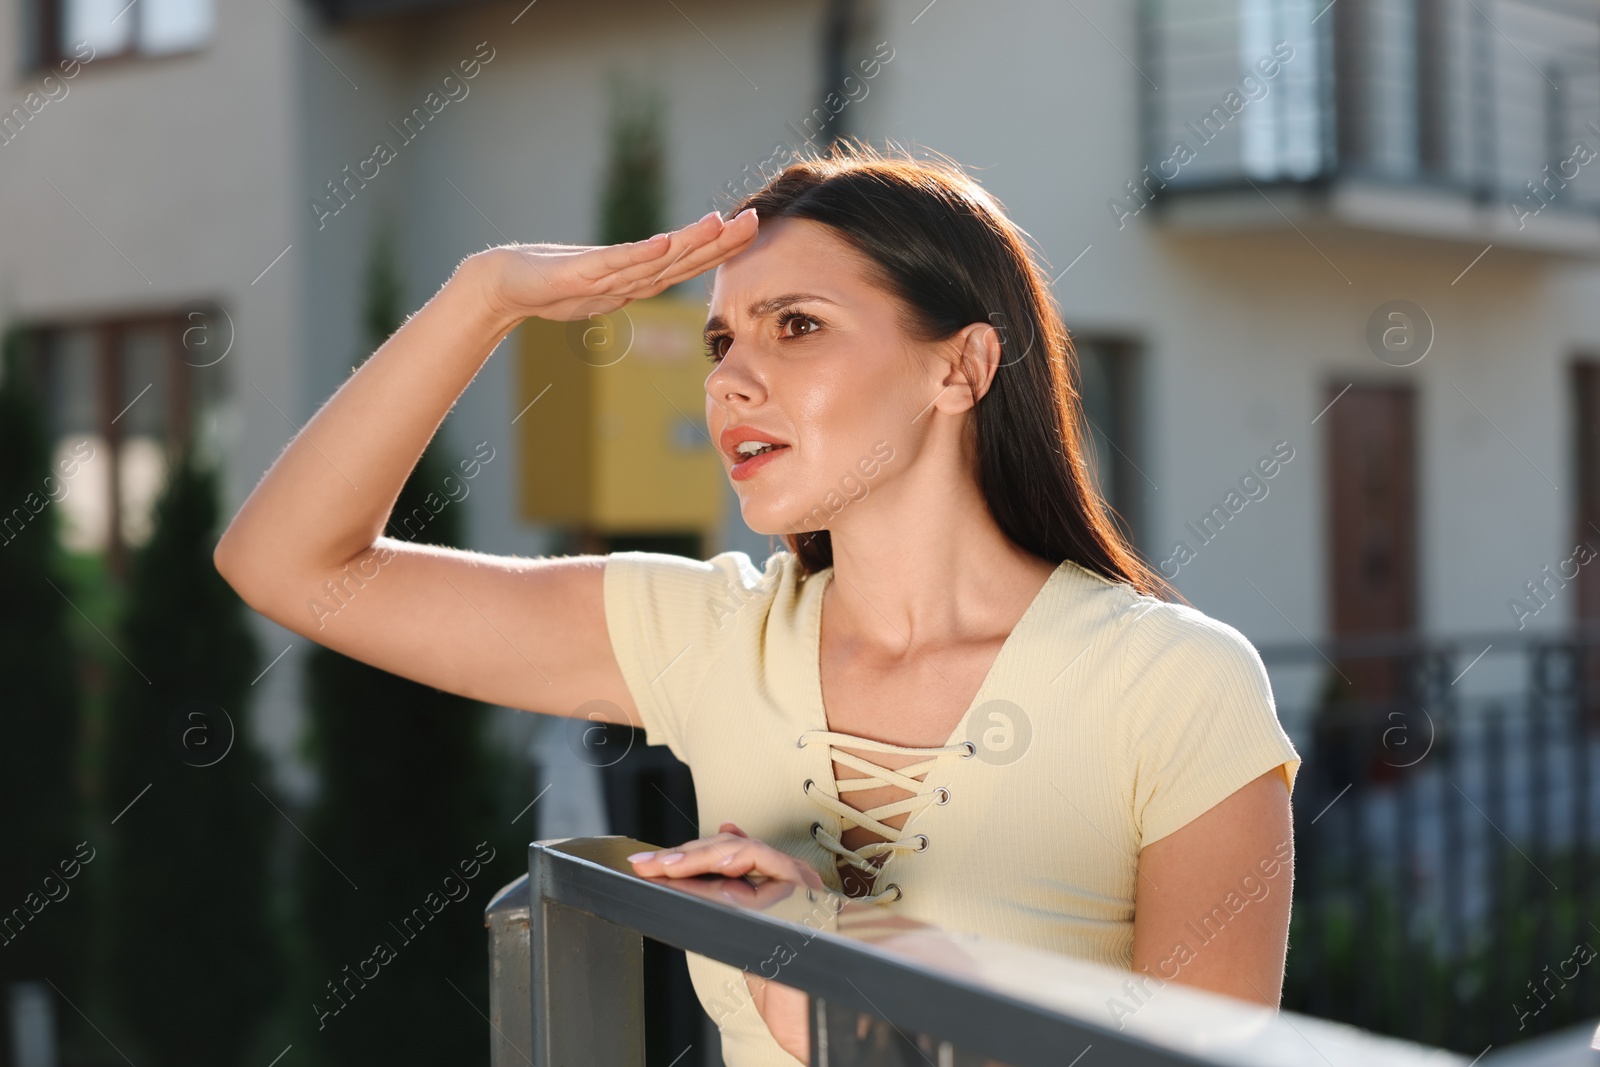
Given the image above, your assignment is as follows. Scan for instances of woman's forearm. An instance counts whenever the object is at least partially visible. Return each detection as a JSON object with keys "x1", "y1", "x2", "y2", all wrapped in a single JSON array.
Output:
[
  {"x1": 213, "y1": 211, "x2": 758, "y2": 601},
  {"x1": 215, "y1": 251, "x2": 518, "y2": 595}
]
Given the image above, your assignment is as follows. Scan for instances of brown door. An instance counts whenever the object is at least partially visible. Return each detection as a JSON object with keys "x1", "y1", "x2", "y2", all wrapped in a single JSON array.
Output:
[
  {"x1": 1322, "y1": 383, "x2": 1418, "y2": 782},
  {"x1": 1328, "y1": 384, "x2": 1417, "y2": 640},
  {"x1": 1572, "y1": 361, "x2": 1600, "y2": 724}
]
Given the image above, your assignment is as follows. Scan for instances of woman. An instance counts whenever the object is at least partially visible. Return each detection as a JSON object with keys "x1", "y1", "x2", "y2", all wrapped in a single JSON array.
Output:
[{"x1": 214, "y1": 141, "x2": 1299, "y2": 1066}]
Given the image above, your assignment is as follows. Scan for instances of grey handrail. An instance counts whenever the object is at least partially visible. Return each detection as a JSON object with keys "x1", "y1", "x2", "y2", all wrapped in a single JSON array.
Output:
[{"x1": 485, "y1": 836, "x2": 1600, "y2": 1067}]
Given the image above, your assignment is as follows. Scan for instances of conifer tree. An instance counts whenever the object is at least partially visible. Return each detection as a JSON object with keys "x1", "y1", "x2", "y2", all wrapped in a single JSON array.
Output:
[
  {"x1": 600, "y1": 73, "x2": 667, "y2": 247},
  {"x1": 295, "y1": 221, "x2": 508, "y2": 1066},
  {"x1": 0, "y1": 329, "x2": 86, "y2": 1029},
  {"x1": 102, "y1": 437, "x2": 283, "y2": 1065}
]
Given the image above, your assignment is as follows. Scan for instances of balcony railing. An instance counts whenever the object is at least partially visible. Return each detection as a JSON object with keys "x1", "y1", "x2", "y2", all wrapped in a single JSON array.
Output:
[
  {"x1": 1260, "y1": 624, "x2": 1600, "y2": 1048},
  {"x1": 1141, "y1": 0, "x2": 1600, "y2": 253},
  {"x1": 485, "y1": 836, "x2": 1600, "y2": 1067},
  {"x1": 308, "y1": 0, "x2": 499, "y2": 23}
]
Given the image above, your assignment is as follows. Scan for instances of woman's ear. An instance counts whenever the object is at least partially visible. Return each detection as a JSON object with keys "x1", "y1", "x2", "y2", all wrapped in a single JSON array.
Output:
[{"x1": 932, "y1": 321, "x2": 1004, "y2": 414}]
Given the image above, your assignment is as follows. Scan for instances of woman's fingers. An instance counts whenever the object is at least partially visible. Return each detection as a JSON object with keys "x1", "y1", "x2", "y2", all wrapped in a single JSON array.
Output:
[
  {"x1": 741, "y1": 852, "x2": 825, "y2": 890},
  {"x1": 581, "y1": 210, "x2": 719, "y2": 279},
  {"x1": 586, "y1": 230, "x2": 671, "y2": 274},
  {"x1": 484, "y1": 209, "x2": 756, "y2": 323},
  {"x1": 626, "y1": 834, "x2": 749, "y2": 877},
  {"x1": 627, "y1": 831, "x2": 823, "y2": 890},
  {"x1": 647, "y1": 210, "x2": 759, "y2": 287},
  {"x1": 711, "y1": 840, "x2": 826, "y2": 890},
  {"x1": 585, "y1": 209, "x2": 730, "y2": 283},
  {"x1": 604, "y1": 209, "x2": 757, "y2": 293}
]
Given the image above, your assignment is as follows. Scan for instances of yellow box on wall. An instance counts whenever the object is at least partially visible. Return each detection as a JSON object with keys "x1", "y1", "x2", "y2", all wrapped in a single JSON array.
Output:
[{"x1": 513, "y1": 296, "x2": 724, "y2": 537}]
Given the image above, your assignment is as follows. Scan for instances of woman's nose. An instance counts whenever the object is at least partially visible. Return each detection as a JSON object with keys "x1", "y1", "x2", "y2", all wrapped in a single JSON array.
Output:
[{"x1": 706, "y1": 350, "x2": 759, "y2": 405}]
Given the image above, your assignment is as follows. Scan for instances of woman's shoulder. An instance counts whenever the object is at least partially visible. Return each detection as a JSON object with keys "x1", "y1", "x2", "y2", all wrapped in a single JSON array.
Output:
[
  {"x1": 603, "y1": 545, "x2": 800, "y2": 630},
  {"x1": 1052, "y1": 559, "x2": 1266, "y2": 677},
  {"x1": 1126, "y1": 593, "x2": 1262, "y2": 661},
  {"x1": 1114, "y1": 593, "x2": 1273, "y2": 710}
]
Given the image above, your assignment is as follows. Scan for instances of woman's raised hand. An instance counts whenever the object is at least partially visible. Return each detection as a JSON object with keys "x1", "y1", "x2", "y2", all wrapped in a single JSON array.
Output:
[{"x1": 476, "y1": 208, "x2": 758, "y2": 324}]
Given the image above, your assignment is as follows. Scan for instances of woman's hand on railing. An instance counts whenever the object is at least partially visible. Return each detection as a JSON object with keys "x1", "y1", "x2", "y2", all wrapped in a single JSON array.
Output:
[
  {"x1": 476, "y1": 208, "x2": 758, "y2": 326},
  {"x1": 626, "y1": 822, "x2": 824, "y2": 890},
  {"x1": 628, "y1": 823, "x2": 817, "y2": 1064}
]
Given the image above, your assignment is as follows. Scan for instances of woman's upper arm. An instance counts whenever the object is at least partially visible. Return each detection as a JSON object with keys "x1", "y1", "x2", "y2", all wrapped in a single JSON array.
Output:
[
  {"x1": 217, "y1": 537, "x2": 642, "y2": 726},
  {"x1": 1131, "y1": 768, "x2": 1294, "y2": 1005},
  {"x1": 1117, "y1": 599, "x2": 1302, "y2": 1006}
]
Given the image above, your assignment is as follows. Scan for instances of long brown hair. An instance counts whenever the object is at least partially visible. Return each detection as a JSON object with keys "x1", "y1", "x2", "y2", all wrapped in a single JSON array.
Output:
[{"x1": 721, "y1": 139, "x2": 1174, "y2": 601}]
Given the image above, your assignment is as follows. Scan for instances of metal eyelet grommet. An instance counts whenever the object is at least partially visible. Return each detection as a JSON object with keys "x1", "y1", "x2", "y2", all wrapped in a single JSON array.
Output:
[
  {"x1": 934, "y1": 786, "x2": 951, "y2": 805},
  {"x1": 960, "y1": 741, "x2": 977, "y2": 758},
  {"x1": 810, "y1": 821, "x2": 823, "y2": 839},
  {"x1": 802, "y1": 778, "x2": 814, "y2": 794},
  {"x1": 913, "y1": 834, "x2": 929, "y2": 852},
  {"x1": 797, "y1": 734, "x2": 808, "y2": 749},
  {"x1": 883, "y1": 883, "x2": 903, "y2": 902}
]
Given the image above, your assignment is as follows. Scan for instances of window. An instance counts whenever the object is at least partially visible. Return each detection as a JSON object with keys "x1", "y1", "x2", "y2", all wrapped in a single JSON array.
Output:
[
  {"x1": 1074, "y1": 337, "x2": 1146, "y2": 554},
  {"x1": 27, "y1": 0, "x2": 213, "y2": 70},
  {"x1": 13, "y1": 305, "x2": 227, "y2": 580}
]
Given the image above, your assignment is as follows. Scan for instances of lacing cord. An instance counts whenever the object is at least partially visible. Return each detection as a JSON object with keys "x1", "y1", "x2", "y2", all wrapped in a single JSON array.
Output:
[{"x1": 797, "y1": 729, "x2": 975, "y2": 905}]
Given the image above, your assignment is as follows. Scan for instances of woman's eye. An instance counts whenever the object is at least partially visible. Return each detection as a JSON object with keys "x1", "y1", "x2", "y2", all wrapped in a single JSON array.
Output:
[
  {"x1": 779, "y1": 313, "x2": 820, "y2": 339},
  {"x1": 705, "y1": 314, "x2": 819, "y2": 362}
]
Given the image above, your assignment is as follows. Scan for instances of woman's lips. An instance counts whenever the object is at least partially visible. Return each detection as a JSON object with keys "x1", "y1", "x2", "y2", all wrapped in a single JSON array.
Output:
[{"x1": 730, "y1": 444, "x2": 789, "y2": 481}]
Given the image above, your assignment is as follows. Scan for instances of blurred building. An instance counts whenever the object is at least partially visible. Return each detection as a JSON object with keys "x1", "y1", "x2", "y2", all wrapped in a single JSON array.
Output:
[
  {"x1": 4, "y1": 0, "x2": 1600, "y2": 1051},
  {"x1": 5, "y1": 0, "x2": 1597, "y2": 757}
]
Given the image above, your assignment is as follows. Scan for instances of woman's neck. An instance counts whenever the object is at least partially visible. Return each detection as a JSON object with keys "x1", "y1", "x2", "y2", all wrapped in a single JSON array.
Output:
[{"x1": 821, "y1": 460, "x2": 1057, "y2": 656}]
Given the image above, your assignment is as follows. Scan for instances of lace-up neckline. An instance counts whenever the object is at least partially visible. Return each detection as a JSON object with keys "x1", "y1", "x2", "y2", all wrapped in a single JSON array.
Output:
[
  {"x1": 801, "y1": 561, "x2": 1067, "y2": 905},
  {"x1": 798, "y1": 730, "x2": 975, "y2": 903}
]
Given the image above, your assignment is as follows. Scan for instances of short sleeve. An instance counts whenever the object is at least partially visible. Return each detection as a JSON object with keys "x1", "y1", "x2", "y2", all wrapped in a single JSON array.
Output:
[
  {"x1": 602, "y1": 549, "x2": 775, "y2": 765},
  {"x1": 1118, "y1": 600, "x2": 1301, "y2": 848}
]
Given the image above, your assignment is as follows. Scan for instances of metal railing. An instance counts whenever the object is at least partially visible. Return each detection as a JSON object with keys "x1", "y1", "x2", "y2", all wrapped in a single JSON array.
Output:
[
  {"x1": 1141, "y1": 0, "x2": 1600, "y2": 217},
  {"x1": 1259, "y1": 625, "x2": 1600, "y2": 1048},
  {"x1": 485, "y1": 836, "x2": 1600, "y2": 1067}
]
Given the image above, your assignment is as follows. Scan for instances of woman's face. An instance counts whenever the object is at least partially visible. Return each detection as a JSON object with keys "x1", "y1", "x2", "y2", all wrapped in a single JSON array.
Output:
[{"x1": 702, "y1": 216, "x2": 935, "y2": 537}]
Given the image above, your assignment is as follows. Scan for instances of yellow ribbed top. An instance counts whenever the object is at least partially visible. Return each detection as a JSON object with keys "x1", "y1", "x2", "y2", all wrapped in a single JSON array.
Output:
[{"x1": 603, "y1": 549, "x2": 1300, "y2": 1067}]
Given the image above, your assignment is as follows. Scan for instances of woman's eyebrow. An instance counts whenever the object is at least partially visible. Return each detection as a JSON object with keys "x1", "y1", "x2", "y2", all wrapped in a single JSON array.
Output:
[{"x1": 704, "y1": 293, "x2": 840, "y2": 337}]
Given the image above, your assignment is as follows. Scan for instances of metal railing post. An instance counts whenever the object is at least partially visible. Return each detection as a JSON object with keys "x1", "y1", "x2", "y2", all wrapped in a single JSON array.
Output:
[
  {"x1": 486, "y1": 874, "x2": 533, "y2": 1067},
  {"x1": 528, "y1": 838, "x2": 646, "y2": 1067}
]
